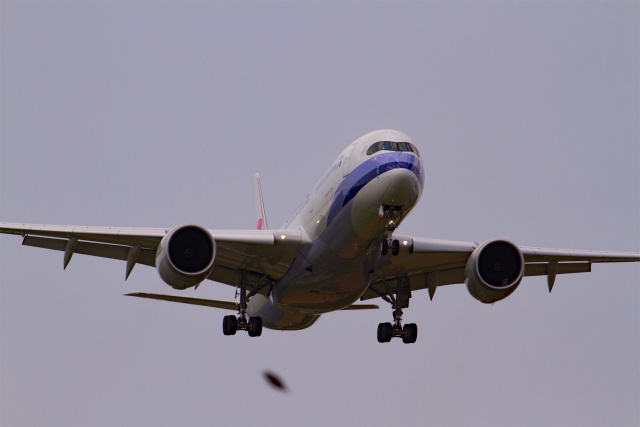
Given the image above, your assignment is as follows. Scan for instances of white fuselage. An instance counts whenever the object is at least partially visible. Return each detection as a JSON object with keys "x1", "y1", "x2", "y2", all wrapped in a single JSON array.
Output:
[{"x1": 248, "y1": 130, "x2": 424, "y2": 330}]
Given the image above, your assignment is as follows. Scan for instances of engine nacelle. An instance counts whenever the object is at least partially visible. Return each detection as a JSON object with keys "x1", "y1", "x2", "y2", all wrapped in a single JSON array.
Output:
[
  {"x1": 465, "y1": 239, "x2": 524, "y2": 303},
  {"x1": 156, "y1": 224, "x2": 216, "y2": 290}
]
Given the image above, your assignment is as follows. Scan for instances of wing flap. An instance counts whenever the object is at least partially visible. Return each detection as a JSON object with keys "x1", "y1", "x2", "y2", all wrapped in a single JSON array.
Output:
[
  {"x1": 23, "y1": 235, "x2": 157, "y2": 267},
  {"x1": 524, "y1": 262, "x2": 591, "y2": 276},
  {"x1": 22, "y1": 235, "x2": 67, "y2": 251}
]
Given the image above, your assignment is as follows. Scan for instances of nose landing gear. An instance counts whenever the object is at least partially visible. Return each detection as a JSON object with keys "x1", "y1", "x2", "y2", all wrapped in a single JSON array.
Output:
[
  {"x1": 380, "y1": 205, "x2": 403, "y2": 256},
  {"x1": 381, "y1": 239, "x2": 400, "y2": 256}
]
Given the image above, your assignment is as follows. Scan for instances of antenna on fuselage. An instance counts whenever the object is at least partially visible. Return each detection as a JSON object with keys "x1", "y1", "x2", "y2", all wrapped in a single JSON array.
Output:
[{"x1": 252, "y1": 173, "x2": 269, "y2": 230}]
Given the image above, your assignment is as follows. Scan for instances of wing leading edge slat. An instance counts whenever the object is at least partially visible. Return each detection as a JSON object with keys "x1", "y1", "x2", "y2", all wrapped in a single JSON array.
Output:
[{"x1": 520, "y1": 246, "x2": 640, "y2": 263}]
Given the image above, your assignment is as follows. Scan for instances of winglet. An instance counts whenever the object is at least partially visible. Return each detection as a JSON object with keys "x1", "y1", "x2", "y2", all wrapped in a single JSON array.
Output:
[{"x1": 252, "y1": 173, "x2": 268, "y2": 230}]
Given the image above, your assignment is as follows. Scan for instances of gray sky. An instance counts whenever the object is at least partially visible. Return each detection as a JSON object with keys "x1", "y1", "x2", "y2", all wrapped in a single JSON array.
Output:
[{"x1": 1, "y1": 1, "x2": 638, "y2": 426}]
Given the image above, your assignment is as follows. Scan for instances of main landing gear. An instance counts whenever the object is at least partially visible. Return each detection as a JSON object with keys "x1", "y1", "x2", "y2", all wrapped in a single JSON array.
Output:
[
  {"x1": 380, "y1": 205, "x2": 403, "y2": 256},
  {"x1": 375, "y1": 277, "x2": 417, "y2": 344},
  {"x1": 222, "y1": 271, "x2": 263, "y2": 337},
  {"x1": 222, "y1": 314, "x2": 262, "y2": 337}
]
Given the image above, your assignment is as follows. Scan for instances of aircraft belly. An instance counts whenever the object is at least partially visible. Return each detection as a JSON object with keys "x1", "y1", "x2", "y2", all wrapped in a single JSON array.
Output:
[
  {"x1": 271, "y1": 209, "x2": 381, "y2": 315},
  {"x1": 273, "y1": 271, "x2": 370, "y2": 315}
]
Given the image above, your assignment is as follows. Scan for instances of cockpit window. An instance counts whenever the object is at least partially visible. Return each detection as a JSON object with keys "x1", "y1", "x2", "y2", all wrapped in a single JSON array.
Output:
[
  {"x1": 397, "y1": 142, "x2": 411, "y2": 152},
  {"x1": 366, "y1": 141, "x2": 419, "y2": 156}
]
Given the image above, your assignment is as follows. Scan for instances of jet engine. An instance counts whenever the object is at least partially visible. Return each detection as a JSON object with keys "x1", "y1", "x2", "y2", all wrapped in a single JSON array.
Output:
[
  {"x1": 156, "y1": 224, "x2": 216, "y2": 289},
  {"x1": 465, "y1": 239, "x2": 524, "y2": 303}
]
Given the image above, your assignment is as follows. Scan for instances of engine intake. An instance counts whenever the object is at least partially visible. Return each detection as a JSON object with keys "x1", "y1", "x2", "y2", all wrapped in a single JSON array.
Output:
[
  {"x1": 465, "y1": 239, "x2": 524, "y2": 303},
  {"x1": 156, "y1": 224, "x2": 216, "y2": 289}
]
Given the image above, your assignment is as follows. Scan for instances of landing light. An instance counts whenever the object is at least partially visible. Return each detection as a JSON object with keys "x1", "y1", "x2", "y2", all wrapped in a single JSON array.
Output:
[
  {"x1": 403, "y1": 240, "x2": 408, "y2": 246},
  {"x1": 280, "y1": 235, "x2": 286, "y2": 240}
]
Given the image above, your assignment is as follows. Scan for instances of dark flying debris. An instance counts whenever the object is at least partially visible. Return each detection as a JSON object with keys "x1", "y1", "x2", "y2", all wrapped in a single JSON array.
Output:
[{"x1": 263, "y1": 371, "x2": 287, "y2": 392}]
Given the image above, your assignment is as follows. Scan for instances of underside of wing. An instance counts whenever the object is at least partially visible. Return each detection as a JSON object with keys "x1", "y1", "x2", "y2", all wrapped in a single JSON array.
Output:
[
  {"x1": 360, "y1": 235, "x2": 473, "y2": 301},
  {"x1": 205, "y1": 228, "x2": 302, "y2": 289},
  {"x1": 361, "y1": 235, "x2": 640, "y2": 302},
  {"x1": 0, "y1": 222, "x2": 303, "y2": 292}
]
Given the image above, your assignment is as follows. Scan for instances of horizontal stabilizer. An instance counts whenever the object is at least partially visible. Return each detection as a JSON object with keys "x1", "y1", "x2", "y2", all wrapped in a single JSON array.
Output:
[
  {"x1": 340, "y1": 304, "x2": 379, "y2": 310},
  {"x1": 126, "y1": 292, "x2": 238, "y2": 311},
  {"x1": 127, "y1": 292, "x2": 377, "y2": 311}
]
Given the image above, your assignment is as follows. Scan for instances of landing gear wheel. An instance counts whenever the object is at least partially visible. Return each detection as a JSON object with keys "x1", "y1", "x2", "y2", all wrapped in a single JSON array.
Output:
[
  {"x1": 377, "y1": 322, "x2": 393, "y2": 343},
  {"x1": 224, "y1": 271, "x2": 266, "y2": 338},
  {"x1": 402, "y1": 323, "x2": 418, "y2": 344},
  {"x1": 391, "y1": 239, "x2": 400, "y2": 256},
  {"x1": 381, "y1": 239, "x2": 388, "y2": 256},
  {"x1": 222, "y1": 315, "x2": 238, "y2": 336},
  {"x1": 371, "y1": 275, "x2": 419, "y2": 343},
  {"x1": 248, "y1": 317, "x2": 263, "y2": 337}
]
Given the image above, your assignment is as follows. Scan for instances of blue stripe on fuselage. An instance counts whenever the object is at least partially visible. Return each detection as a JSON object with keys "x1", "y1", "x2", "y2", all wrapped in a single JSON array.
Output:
[{"x1": 327, "y1": 152, "x2": 423, "y2": 226}]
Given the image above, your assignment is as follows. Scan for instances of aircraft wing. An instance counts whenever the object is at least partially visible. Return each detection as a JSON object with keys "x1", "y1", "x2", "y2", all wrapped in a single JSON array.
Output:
[
  {"x1": 0, "y1": 222, "x2": 303, "y2": 290},
  {"x1": 360, "y1": 235, "x2": 640, "y2": 301}
]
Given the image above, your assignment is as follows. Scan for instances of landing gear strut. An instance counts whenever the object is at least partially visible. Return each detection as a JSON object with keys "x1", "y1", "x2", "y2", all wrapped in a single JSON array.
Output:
[
  {"x1": 222, "y1": 271, "x2": 263, "y2": 337},
  {"x1": 374, "y1": 277, "x2": 417, "y2": 344},
  {"x1": 380, "y1": 205, "x2": 403, "y2": 256}
]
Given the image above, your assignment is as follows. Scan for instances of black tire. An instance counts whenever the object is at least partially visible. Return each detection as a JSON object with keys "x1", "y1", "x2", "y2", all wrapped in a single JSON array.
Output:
[
  {"x1": 377, "y1": 322, "x2": 393, "y2": 343},
  {"x1": 383, "y1": 322, "x2": 393, "y2": 342},
  {"x1": 222, "y1": 315, "x2": 238, "y2": 336},
  {"x1": 391, "y1": 239, "x2": 400, "y2": 256},
  {"x1": 248, "y1": 316, "x2": 262, "y2": 337},
  {"x1": 402, "y1": 323, "x2": 418, "y2": 344},
  {"x1": 381, "y1": 240, "x2": 388, "y2": 256},
  {"x1": 222, "y1": 316, "x2": 229, "y2": 335},
  {"x1": 377, "y1": 323, "x2": 385, "y2": 342}
]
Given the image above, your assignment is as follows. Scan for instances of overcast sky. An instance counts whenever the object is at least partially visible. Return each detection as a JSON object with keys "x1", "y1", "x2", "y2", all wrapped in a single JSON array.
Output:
[{"x1": 1, "y1": 1, "x2": 638, "y2": 426}]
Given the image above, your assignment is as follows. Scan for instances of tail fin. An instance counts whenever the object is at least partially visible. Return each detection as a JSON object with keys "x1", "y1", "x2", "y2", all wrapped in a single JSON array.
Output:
[{"x1": 252, "y1": 173, "x2": 268, "y2": 230}]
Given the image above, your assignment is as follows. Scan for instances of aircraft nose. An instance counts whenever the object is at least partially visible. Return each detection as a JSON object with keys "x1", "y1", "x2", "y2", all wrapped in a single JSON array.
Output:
[{"x1": 378, "y1": 167, "x2": 421, "y2": 207}]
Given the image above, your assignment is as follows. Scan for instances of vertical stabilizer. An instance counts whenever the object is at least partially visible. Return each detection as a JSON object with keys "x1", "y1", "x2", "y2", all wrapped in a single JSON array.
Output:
[{"x1": 252, "y1": 173, "x2": 268, "y2": 230}]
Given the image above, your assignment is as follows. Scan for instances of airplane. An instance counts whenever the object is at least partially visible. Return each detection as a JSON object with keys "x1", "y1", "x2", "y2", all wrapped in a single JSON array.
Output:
[{"x1": 2, "y1": 129, "x2": 639, "y2": 344}]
